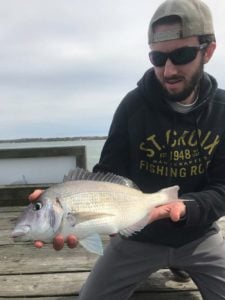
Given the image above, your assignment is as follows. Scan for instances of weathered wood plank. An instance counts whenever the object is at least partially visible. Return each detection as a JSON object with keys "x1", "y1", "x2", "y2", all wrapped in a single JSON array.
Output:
[
  {"x1": 0, "y1": 269, "x2": 199, "y2": 297},
  {"x1": 0, "y1": 213, "x2": 20, "y2": 231},
  {"x1": 0, "y1": 230, "x2": 15, "y2": 245},
  {"x1": 0, "y1": 244, "x2": 98, "y2": 274},
  {"x1": 0, "y1": 292, "x2": 202, "y2": 300},
  {"x1": 0, "y1": 206, "x2": 24, "y2": 212},
  {"x1": 0, "y1": 184, "x2": 49, "y2": 206},
  {"x1": 0, "y1": 146, "x2": 86, "y2": 159},
  {"x1": 0, "y1": 244, "x2": 198, "y2": 296},
  {"x1": 0, "y1": 210, "x2": 20, "y2": 219},
  {"x1": 0, "y1": 207, "x2": 24, "y2": 235},
  {"x1": 0, "y1": 272, "x2": 86, "y2": 297}
]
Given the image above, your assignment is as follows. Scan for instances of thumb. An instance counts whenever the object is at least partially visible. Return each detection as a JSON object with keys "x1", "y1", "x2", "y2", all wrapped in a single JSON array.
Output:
[
  {"x1": 170, "y1": 203, "x2": 184, "y2": 222},
  {"x1": 28, "y1": 189, "x2": 44, "y2": 202}
]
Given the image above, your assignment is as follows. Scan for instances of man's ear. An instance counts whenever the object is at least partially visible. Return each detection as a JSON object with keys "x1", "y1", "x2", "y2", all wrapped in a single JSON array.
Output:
[{"x1": 204, "y1": 42, "x2": 216, "y2": 64}]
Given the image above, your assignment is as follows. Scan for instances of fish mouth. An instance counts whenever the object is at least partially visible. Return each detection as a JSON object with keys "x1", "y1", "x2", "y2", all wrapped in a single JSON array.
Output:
[{"x1": 11, "y1": 225, "x2": 31, "y2": 241}]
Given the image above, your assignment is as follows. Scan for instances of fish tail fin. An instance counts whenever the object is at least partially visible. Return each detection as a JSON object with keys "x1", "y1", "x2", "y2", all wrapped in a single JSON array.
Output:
[
  {"x1": 119, "y1": 186, "x2": 180, "y2": 238},
  {"x1": 159, "y1": 185, "x2": 180, "y2": 202},
  {"x1": 146, "y1": 185, "x2": 180, "y2": 208},
  {"x1": 156, "y1": 186, "x2": 194, "y2": 204}
]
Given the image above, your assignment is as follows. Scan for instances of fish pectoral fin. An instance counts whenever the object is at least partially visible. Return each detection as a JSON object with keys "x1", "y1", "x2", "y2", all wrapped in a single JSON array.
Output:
[
  {"x1": 79, "y1": 234, "x2": 104, "y2": 255},
  {"x1": 74, "y1": 212, "x2": 115, "y2": 224},
  {"x1": 119, "y1": 214, "x2": 150, "y2": 237}
]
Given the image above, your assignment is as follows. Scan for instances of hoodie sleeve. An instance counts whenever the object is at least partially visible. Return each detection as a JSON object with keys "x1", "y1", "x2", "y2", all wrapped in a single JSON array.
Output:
[
  {"x1": 93, "y1": 99, "x2": 130, "y2": 178},
  {"x1": 182, "y1": 133, "x2": 225, "y2": 227}
]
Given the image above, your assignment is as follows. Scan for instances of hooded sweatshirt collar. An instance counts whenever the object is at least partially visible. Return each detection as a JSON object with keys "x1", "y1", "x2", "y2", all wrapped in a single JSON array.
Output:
[{"x1": 137, "y1": 68, "x2": 218, "y2": 114}]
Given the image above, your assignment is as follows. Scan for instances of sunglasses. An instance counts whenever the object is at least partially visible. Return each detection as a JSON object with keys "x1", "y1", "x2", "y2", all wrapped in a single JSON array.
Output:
[{"x1": 149, "y1": 43, "x2": 208, "y2": 67}]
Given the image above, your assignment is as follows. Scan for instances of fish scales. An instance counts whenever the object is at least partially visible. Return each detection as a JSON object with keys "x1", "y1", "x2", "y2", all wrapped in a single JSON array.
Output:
[
  {"x1": 49, "y1": 181, "x2": 148, "y2": 237},
  {"x1": 48, "y1": 181, "x2": 147, "y2": 216}
]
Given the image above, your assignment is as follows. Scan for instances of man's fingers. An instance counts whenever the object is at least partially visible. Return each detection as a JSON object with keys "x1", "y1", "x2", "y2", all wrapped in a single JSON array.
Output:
[
  {"x1": 149, "y1": 202, "x2": 186, "y2": 223},
  {"x1": 170, "y1": 202, "x2": 186, "y2": 222},
  {"x1": 170, "y1": 208, "x2": 180, "y2": 222},
  {"x1": 34, "y1": 234, "x2": 78, "y2": 250},
  {"x1": 66, "y1": 235, "x2": 78, "y2": 249},
  {"x1": 28, "y1": 189, "x2": 44, "y2": 202},
  {"x1": 34, "y1": 240, "x2": 44, "y2": 248},
  {"x1": 53, "y1": 234, "x2": 65, "y2": 251}
]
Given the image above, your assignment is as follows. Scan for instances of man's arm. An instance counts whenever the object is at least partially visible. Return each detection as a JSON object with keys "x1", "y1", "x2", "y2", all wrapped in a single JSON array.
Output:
[{"x1": 181, "y1": 136, "x2": 225, "y2": 227}]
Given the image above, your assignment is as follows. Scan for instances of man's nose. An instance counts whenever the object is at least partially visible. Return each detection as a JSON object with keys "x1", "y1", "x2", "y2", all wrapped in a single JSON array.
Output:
[{"x1": 163, "y1": 59, "x2": 178, "y2": 77}]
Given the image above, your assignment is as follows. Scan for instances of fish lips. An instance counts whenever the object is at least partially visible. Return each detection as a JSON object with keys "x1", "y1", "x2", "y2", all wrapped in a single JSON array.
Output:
[{"x1": 11, "y1": 225, "x2": 31, "y2": 241}]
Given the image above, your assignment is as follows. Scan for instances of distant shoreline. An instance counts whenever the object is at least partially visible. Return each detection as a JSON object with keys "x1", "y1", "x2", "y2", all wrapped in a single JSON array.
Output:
[{"x1": 0, "y1": 136, "x2": 107, "y2": 143}]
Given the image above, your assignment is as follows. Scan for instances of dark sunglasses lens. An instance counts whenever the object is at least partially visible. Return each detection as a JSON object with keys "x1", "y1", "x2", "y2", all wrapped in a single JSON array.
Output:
[
  {"x1": 171, "y1": 47, "x2": 198, "y2": 65},
  {"x1": 149, "y1": 52, "x2": 167, "y2": 67},
  {"x1": 149, "y1": 47, "x2": 199, "y2": 67}
]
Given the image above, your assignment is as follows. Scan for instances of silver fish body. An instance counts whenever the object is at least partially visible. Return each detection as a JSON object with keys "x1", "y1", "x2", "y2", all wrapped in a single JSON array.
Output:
[{"x1": 11, "y1": 168, "x2": 180, "y2": 255}]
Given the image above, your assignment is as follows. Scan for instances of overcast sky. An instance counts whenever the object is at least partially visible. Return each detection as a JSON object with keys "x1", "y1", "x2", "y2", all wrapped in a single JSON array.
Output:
[{"x1": 1, "y1": 0, "x2": 225, "y2": 139}]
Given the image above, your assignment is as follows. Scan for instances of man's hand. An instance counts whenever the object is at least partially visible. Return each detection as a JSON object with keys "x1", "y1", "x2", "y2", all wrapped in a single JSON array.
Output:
[
  {"x1": 149, "y1": 201, "x2": 186, "y2": 223},
  {"x1": 28, "y1": 190, "x2": 78, "y2": 250}
]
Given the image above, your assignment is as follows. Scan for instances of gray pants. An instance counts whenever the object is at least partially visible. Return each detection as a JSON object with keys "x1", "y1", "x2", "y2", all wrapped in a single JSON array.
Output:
[{"x1": 78, "y1": 231, "x2": 225, "y2": 300}]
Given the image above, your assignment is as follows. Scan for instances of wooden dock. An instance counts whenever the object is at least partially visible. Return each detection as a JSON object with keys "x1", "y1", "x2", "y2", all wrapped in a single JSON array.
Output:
[{"x1": 1, "y1": 207, "x2": 225, "y2": 299}]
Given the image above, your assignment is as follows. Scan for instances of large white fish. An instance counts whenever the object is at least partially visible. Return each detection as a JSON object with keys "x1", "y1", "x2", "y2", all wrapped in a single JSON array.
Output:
[{"x1": 12, "y1": 168, "x2": 180, "y2": 255}]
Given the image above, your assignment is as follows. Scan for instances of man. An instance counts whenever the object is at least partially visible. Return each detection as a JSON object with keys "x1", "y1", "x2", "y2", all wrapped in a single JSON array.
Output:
[{"x1": 30, "y1": 0, "x2": 225, "y2": 299}]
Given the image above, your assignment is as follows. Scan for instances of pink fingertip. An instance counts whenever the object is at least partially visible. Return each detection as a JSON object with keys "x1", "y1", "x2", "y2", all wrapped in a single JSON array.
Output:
[{"x1": 34, "y1": 241, "x2": 44, "y2": 248}]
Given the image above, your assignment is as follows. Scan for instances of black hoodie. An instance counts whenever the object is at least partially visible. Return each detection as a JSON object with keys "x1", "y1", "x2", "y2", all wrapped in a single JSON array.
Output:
[{"x1": 94, "y1": 68, "x2": 225, "y2": 247}]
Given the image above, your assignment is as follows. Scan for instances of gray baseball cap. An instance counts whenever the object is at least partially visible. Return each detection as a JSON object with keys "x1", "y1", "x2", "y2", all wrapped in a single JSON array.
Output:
[{"x1": 148, "y1": 0, "x2": 214, "y2": 44}]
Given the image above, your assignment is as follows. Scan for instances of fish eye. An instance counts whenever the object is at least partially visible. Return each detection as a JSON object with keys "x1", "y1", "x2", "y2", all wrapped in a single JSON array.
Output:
[{"x1": 33, "y1": 202, "x2": 43, "y2": 211}]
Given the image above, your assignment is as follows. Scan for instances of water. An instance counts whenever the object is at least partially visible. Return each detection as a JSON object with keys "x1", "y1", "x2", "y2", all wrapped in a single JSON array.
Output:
[{"x1": 0, "y1": 139, "x2": 106, "y2": 171}]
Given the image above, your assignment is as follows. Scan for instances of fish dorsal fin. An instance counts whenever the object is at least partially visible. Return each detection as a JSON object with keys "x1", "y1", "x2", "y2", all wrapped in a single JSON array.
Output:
[{"x1": 63, "y1": 167, "x2": 139, "y2": 189}]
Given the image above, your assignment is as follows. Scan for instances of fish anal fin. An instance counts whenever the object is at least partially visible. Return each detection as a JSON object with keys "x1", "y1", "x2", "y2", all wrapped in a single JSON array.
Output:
[{"x1": 119, "y1": 214, "x2": 150, "y2": 237}]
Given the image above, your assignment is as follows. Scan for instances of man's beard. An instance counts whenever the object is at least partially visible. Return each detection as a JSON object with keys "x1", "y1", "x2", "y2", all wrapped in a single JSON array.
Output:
[{"x1": 161, "y1": 62, "x2": 204, "y2": 103}]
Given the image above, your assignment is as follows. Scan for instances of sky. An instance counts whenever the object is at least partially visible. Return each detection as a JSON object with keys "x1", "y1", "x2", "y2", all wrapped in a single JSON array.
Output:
[{"x1": 1, "y1": 0, "x2": 225, "y2": 139}]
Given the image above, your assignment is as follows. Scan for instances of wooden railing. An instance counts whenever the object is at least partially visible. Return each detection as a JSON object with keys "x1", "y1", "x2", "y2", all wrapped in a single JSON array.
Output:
[{"x1": 0, "y1": 146, "x2": 86, "y2": 206}]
